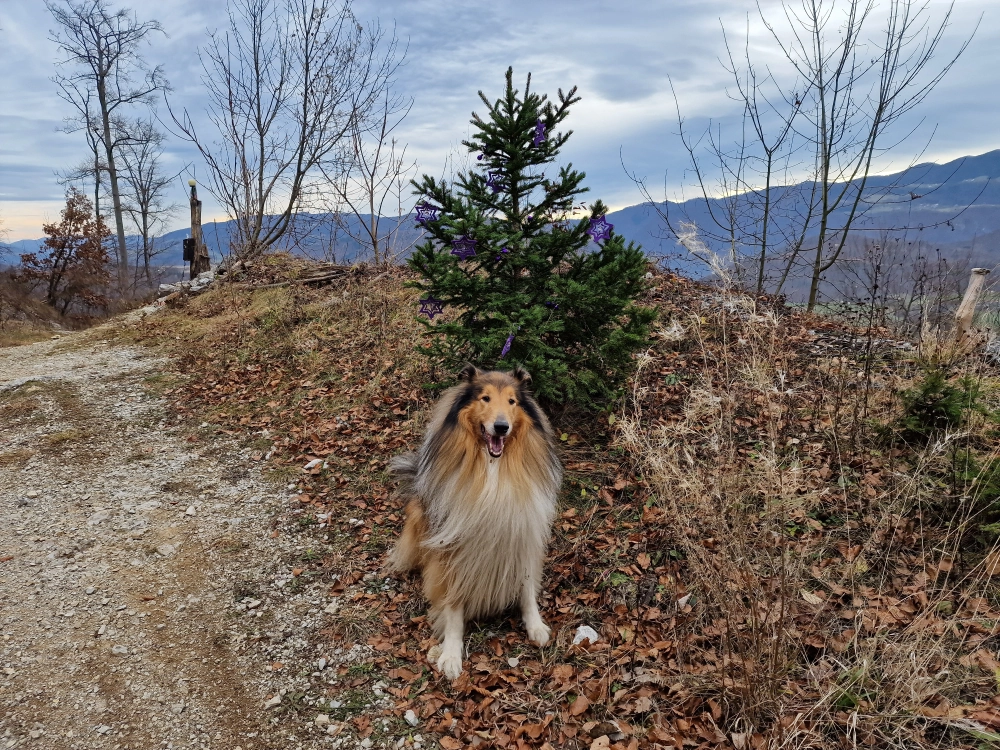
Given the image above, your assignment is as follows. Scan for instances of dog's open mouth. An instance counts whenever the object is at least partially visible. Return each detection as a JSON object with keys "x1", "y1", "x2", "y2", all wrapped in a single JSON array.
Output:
[{"x1": 481, "y1": 425, "x2": 505, "y2": 458}]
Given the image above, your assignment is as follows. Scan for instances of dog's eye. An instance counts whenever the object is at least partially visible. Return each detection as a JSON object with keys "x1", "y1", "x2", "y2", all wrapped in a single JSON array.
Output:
[
  {"x1": 481, "y1": 396, "x2": 490, "y2": 402},
  {"x1": 509, "y1": 399, "x2": 516, "y2": 405}
]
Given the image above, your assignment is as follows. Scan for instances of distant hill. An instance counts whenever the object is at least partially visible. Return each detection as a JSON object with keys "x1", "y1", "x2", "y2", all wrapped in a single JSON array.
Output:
[
  {"x1": 5, "y1": 150, "x2": 999, "y2": 301},
  {"x1": 607, "y1": 150, "x2": 1000, "y2": 275}
]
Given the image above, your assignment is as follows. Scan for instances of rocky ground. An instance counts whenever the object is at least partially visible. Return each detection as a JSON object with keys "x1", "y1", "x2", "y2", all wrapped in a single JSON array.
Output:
[{"x1": 0, "y1": 316, "x2": 395, "y2": 750}]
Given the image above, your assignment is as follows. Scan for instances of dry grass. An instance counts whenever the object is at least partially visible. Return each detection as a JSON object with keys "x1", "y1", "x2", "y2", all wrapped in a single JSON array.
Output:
[
  {"x1": 618, "y1": 271, "x2": 1000, "y2": 747},
  {"x1": 123, "y1": 254, "x2": 1000, "y2": 749},
  {"x1": 0, "y1": 448, "x2": 35, "y2": 467},
  {"x1": 0, "y1": 322, "x2": 57, "y2": 348}
]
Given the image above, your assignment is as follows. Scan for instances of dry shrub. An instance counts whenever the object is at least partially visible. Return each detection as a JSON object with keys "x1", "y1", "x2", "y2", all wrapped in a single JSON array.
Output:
[{"x1": 619, "y1": 247, "x2": 1000, "y2": 748}]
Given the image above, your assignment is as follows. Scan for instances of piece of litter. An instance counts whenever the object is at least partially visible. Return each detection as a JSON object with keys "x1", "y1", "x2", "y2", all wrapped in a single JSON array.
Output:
[{"x1": 573, "y1": 625, "x2": 600, "y2": 646}]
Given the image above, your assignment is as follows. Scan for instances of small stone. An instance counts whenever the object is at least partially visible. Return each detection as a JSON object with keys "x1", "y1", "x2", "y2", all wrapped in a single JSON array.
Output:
[
  {"x1": 26, "y1": 490, "x2": 40, "y2": 498},
  {"x1": 573, "y1": 625, "x2": 600, "y2": 646},
  {"x1": 156, "y1": 544, "x2": 175, "y2": 557},
  {"x1": 508, "y1": 657, "x2": 520, "y2": 668},
  {"x1": 169, "y1": 703, "x2": 185, "y2": 715},
  {"x1": 303, "y1": 459, "x2": 322, "y2": 470},
  {"x1": 404, "y1": 709, "x2": 419, "y2": 727},
  {"x1": 185, "y1": 506, "x2": 196, "y2": 516},
  {"x1": 360, "y1": 739, "x2": 373, "y2": 749},
  {"x1": 317, "y1": 658, "x2": 327, "y2": 670},
  {"x1": 29, "y1": 730, "x2": 41, "y2": 739},
  {"x1": 96, "y1": 725, "x2": 112, "y2": 735},
  {"x1": 111, "y1": 644, "x2": 128, "y2": 656},
  {"x1": 323, "y1": 600, "x2": 340, "y2": 615},
  {"x1": 85, "y1": 586, "x2": 96, "y2": 595},
  {"x1": 87, "y1": 510, "x2": 111, "y2": 526},
  {"x1": 264, "y1": 695, "x2": 282, "y2": 709},
  {"x1": 246, "y1": 599, "x2": 261, "y2": 609},
  {"x1": 315, "y1": 714, "x2": 330, "y2": 727}
]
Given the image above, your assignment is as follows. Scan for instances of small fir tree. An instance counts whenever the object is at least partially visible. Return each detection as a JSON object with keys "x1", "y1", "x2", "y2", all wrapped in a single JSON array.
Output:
[{"x1": 408, "y1": 68, "x2": 655, "y2": 407}]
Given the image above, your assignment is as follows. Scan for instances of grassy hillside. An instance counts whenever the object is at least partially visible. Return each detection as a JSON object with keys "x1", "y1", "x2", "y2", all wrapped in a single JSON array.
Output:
[{"x1": 123, "y1": 253, "x2": 1000, "y2": 749}]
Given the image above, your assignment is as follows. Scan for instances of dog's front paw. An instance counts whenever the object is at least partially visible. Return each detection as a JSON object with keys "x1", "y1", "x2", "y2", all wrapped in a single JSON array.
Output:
[
  {"x1": 435, "y1": 649, "x2": 464, "y2": 680},
  {"x1": 525, "y1": 619, "x2": 551, "y2": 647}
]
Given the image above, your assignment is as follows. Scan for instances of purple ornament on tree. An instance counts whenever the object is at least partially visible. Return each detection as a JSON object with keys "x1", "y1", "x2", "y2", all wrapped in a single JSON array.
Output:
[
  {"x1": 586, "y1": 215, "x2": 614, "y2": 243},
  {"x1": 533, "y1": 118, "x2": 547, "y2": 147},
  {"x1": 500, "y1": 332, "x2": 515, "y2": 359},
  {"x1": 485, "y1": 171, "x2": 504, "y2": 194},
  {"x1": 414, "y1": 202, "x2": 440, "y2": 226},
  {"x1": 450, "y1": 235, "x2": 478, "y2": 260},
  {"x1": 418, "y1": 296, "x2": 445, "y2": 320}
]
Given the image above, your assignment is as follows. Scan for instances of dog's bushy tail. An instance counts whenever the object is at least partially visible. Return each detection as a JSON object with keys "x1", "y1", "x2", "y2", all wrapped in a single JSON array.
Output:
[
  {"x1": 388, "y1": 499, "x2": 426, "y2": 573},
  {"x1": 389, "y1": 451, "x2": 419, "y2": 493},
  {"x1": 387, "y1": 452, "x2": 422, "y2": 574}
]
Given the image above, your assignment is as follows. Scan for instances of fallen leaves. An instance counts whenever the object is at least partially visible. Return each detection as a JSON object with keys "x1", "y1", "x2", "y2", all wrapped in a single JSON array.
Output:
[{"x1": 133, "y1": 261, "x2": 1000, "y2": 750}]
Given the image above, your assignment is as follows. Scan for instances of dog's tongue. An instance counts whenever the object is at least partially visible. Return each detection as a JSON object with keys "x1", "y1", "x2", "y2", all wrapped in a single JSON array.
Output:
[{"x1": 487, "y1": 434, "x2": 505, "y2": 456}]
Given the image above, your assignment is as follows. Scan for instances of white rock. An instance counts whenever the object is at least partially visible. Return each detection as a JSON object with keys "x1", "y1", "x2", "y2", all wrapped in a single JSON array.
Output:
[
  {"x1": 111, "y1": 645, "x2": 128, "y2": 656},
  {"x1": 360, "y1": 739, "x2": 373, "y2": 749},
  {"x1": 303, "y1": 459, "x2": 322, "y2": 470},
  {"x1": 507, "y1": 657, "x2": 520, "y2": 668},
  {"x1": 156, "y1": 544, "x2": 176, "y2": 557},
  {"x1": 572, "y1": 625, "x2": 600, "y2": 646},
  {"x1": 87, "y1": 510, "x2": 111, "y2": 526},
  {"x1": 169, "y1": 703, "x2": 185, "y2": 715},
  {"x1": 85, "y1": 586, "x2": 96, "y2": 595},
  {"x1": 184, "y1": 505, "x2": 196, "y2": 516},
  {"x1": 26, "y1": 490, "x2": 40, "y2": 498},
  {"x1": 404, "y1": 709, "x2": 419, "y2": 727},
  {"x1": 317, "y1": 658, "x2": 327, "y2": 670},
  {"x1": 315, "y1": 714, "x2": 330, "y2": 727},
  {"x1": 246, "y1": 599, "x2": 261, "y2": 610},
  {"x1": 264, "y1": 695, "x2": 282, "y2": 709},
  {"x1": 323, "y1": 600, "x2": 340, "y2": 615}
]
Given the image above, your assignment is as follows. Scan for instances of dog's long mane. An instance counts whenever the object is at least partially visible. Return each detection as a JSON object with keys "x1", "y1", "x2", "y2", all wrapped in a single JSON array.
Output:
[{"x1": 391, "y1": 371, "x2": 561, "y2": 621}]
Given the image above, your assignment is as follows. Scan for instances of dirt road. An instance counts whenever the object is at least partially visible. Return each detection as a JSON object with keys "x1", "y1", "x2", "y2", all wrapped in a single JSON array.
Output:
[{"x1": 0, "y1": 324, "x2": 353, "y2": 750}]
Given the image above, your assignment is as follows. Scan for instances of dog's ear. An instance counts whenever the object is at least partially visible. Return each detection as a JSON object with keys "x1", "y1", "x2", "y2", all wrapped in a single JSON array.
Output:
[
  {"x1": 512, "y1": 366, "x2": 532, "y2": 386},
  {"x1": 457, "y1": 363, "x2": 480, "y2": 382}
]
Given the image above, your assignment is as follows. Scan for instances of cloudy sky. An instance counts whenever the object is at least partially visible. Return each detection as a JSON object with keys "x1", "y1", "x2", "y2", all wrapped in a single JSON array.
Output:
[{"x1": 0, "y1": 0, "x2": 994, "y2": 240}]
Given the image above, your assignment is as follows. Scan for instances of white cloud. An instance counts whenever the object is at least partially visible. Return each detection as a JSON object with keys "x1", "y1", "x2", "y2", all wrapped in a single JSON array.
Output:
[{"x1": 0, "y1": 0, "x2": 995, "y2": 237}]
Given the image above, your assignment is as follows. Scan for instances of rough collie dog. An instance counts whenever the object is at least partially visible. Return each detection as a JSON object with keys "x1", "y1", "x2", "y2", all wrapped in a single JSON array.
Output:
[{"x1": 389, "y1": 364, "x2": 562, "y2": 679}]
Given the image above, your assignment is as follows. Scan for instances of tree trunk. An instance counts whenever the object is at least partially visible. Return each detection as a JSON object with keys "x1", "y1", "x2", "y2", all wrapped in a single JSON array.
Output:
[
  {"x1": 142, "y1": 212, "x2": 152, "y2": 286},
  {"x1": 97, "y1": 79, "x2": 129, "y2": 290},
  {"x1": 954, "y1": 268, "x2": 991, "y2": 345},
  {"x1": 190, "y1": 183, "x2": 211, "y2": 278}
]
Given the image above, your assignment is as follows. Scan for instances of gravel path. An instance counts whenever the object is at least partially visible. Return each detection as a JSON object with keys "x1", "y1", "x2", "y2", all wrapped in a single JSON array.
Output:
[{"x1": 0, "y1": 325, "x2": 356, "y2": 750}]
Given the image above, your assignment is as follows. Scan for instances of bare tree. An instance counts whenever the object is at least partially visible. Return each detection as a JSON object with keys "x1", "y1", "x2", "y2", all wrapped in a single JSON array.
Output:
[
  {"x1": 55, "y1": 87, "x2": 107, "y2": 216},
  {"x1": 47, "y1": 0, "x2": 167, "y2": 289},
  {"x1": 117, "y1": 119, "x2": 178, "y2": 287},
  {"x1": 329, "y1": 93, "x2": 417, "y2": 265},
  {"x1": 635, "y1": 0, "x2": 973, "y2": 311},
  {"x1": 170, "y1": 0, "x2": 402, "y2": 261}
]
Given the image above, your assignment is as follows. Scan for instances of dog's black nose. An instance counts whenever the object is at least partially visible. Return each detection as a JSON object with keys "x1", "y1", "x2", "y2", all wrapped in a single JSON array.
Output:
[{"x1": 493, "y1": 420, "x2": 509, "y2": 436}]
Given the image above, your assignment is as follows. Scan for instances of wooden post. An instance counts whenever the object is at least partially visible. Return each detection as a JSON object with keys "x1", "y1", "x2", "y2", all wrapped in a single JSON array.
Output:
[
  {"x1": 189, "y1": 180, "x2": 211, "y2": 279},
  {"x1": 954, "y1": 268, "x2": 991, "y2": 345}
]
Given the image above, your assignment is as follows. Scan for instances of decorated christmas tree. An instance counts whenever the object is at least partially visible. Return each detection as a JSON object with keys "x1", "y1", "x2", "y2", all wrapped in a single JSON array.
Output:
[{"x1": 408, "y1": 68, "x2": 655, "y2": 407}]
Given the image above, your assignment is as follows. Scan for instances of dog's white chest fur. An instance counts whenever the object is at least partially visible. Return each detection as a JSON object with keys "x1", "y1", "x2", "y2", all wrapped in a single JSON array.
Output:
[{"x1": 425, "y1": 459, "x2": 556, "y2": 619}]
